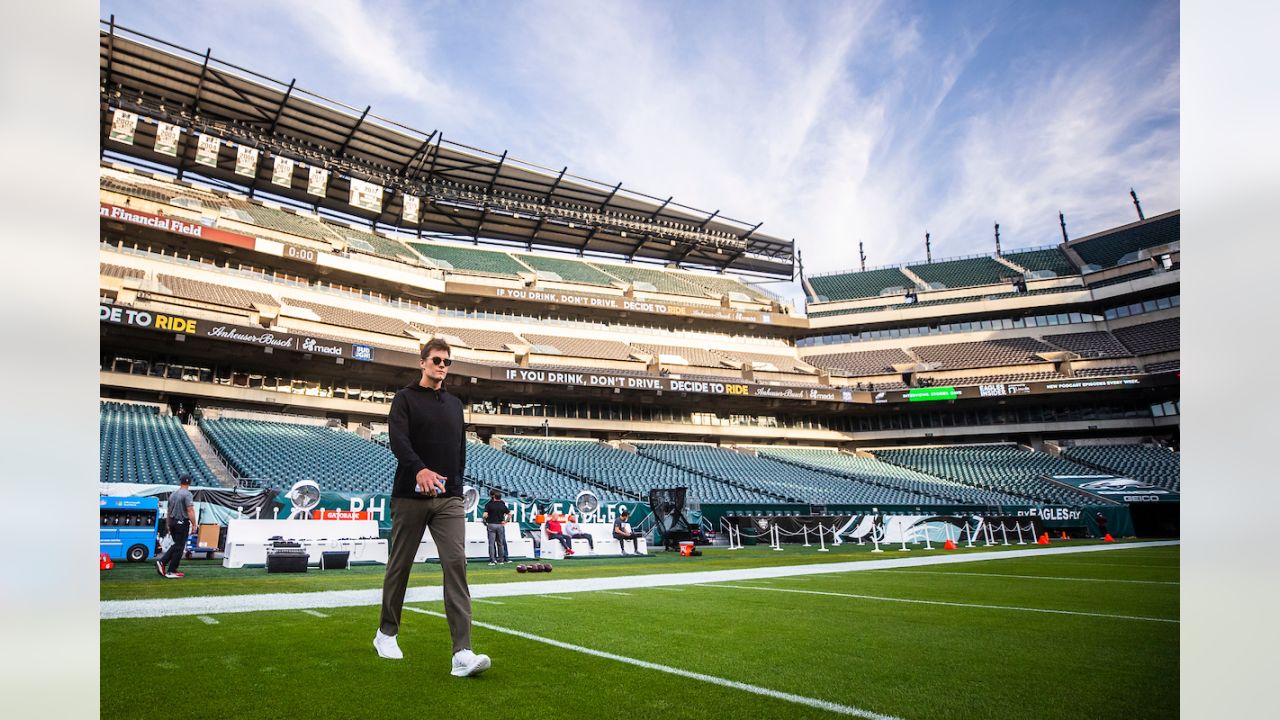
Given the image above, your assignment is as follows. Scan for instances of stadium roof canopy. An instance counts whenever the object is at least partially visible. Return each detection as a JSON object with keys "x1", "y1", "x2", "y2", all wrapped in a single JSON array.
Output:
[{"x1": 99, "y1": 19, "x2": 795, "y2": 278}]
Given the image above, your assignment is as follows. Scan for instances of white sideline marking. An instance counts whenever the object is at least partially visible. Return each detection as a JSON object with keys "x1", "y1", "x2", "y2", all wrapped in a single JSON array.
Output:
[
  {"x1": 405, "y1": 607, "x2": 901, "y2": 720},
  {"x1": 100, "y1": 540, "x2": 1179, "y2": 619},
  {"x1": 701, "y1": 584, "x2": 1177, "y2": 624},
  {"x1": 301, "y1": 609, "x2": 328, "y2": 618},
  {"x1": 600, "y1": 591, "x2": 632, "y2": 596},
  {"x1": 196, "y1": 615, "x2": 218, "y2": 625},
  {"x1": 542, "y1": 595, "x2": 573, "y2": 601},
  {"x1": 1033, "y1": 560, "x2": 1179, "y2": 569},
  {"x1": 474, "y1": 599, "x2": 505, "y2": 605},
  {"x1": 870, "y1": 570, "x2": 1179, "y2": 585}
]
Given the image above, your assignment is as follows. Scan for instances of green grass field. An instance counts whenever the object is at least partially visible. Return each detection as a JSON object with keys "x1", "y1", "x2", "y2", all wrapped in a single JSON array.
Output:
[{"x1": 101, "y1": 542, "x2": 1178, "y2": 719}]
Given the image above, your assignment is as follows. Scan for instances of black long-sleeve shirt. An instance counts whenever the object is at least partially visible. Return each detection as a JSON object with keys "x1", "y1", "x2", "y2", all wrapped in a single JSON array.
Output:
[{"x1": 387, "y1": 382, "x2": 467, "y2": 499}]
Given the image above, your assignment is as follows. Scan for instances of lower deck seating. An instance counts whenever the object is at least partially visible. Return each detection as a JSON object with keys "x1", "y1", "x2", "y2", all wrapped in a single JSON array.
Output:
[
  {"x1": 502, "y1": 438, "x2": 772, "y2": 503},
  {"x1": 634, "y1": 442, "x2": 937, "y2": 505},
  {"x1": 1060, "y1": 444, "x2": 1180, "y2": 491},
  {"x1": 100, "y1": 402, "x2": 218, "y2": 486},
  {"x1": 200, "y1": 418, "x2": 395, "y2": 492},
  {"x1": 755, "y1": 447, "x2": 1028, "y2": 506},
  {"x1": 873, "y1": 445, "x2": 1109, "y2": 506},
  {"x1": 466, "y1": 441, "x2": 627, "y2": 502}
]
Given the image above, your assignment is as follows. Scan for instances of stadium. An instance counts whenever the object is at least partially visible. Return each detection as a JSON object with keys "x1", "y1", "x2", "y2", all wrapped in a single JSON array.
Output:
[{"x1": 97, "y1": 17, "x2": 1179, "y2": 720}]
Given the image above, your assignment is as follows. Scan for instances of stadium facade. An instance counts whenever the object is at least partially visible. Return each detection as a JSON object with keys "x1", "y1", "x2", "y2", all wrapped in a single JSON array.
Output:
[{"x1": 98, "y1": 22, "x2": 1179, "y2": 540}]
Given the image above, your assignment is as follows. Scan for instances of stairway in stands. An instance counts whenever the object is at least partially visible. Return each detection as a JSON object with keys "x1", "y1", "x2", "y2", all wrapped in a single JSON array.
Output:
[{"x1": 183, "y1": 423, "x2": 237, "y2": 488}]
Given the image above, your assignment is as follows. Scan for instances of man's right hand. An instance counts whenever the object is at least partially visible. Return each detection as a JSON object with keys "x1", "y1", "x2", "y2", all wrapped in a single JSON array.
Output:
[{"x1": 415, "y1": 468, "x2": 447, "y2": 495}]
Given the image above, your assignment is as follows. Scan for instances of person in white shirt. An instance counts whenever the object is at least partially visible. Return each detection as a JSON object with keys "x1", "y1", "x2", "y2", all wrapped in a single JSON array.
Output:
[{"x1": 564, "y1": 516, "x2": 594, "y2": 551}]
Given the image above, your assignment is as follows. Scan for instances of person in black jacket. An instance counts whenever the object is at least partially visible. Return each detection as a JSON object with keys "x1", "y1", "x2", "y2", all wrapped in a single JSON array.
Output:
[
  {"x1": 374, "y1": 338, "x2": 489, "y2": 678},
  {"x1": 481, "y1": 489, "x2": 511, "y2": 565}
]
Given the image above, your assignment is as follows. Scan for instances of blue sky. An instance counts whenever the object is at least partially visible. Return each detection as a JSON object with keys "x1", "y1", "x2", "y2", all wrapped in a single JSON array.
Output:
[{"x1": 100, "y1": 0, "x2": 1179, "y2": 296}]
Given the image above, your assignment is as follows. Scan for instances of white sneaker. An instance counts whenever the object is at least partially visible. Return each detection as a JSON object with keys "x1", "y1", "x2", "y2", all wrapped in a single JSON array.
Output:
[
  {"x1": 488, "y1": 561, "x2": 496, "y2": 566},
  {"x1": 373, "y1": 630, "x2": 403, "y2": 660},
  {"x1": 451, "y1": 648, "x2": 491, "y2": 677}
]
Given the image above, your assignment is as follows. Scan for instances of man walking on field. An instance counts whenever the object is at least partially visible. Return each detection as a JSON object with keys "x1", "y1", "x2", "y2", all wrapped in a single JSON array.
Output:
[{"x1": 374, "y1": 338, "x2": 490, "y2": 677}]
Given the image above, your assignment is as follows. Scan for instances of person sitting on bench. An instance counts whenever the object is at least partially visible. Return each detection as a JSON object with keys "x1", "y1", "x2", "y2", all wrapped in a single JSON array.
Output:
[
  {"x1": 614, "y1": 510, "x2": 641, "y2": 555},
  {"x1": 564, "y1": 515, "x2": 594, "y2": 551},
  {"x1": 545, "y1": 513, "x2": 575, "y2": 555}
]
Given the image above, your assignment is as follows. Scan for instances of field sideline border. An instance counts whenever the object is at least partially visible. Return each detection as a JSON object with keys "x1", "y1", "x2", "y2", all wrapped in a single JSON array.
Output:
[{"x1": 100, "y1": 540, "x2": 1178, "y2": 620}]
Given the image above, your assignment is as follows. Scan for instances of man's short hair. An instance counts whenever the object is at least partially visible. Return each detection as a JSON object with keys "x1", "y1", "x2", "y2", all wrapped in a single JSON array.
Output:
[
  {"x1": 489, "y1": 489, "x2": 501, "y2": 499},
  {"x1": 177, "y1": 473, "x2": 192, "y2": 485},
  {"x1": 421, "y1": 337, "x2": 451, "y2": 360},
  {"x1": 620, "y1": 510, "x2": 630, "y2": 517}
]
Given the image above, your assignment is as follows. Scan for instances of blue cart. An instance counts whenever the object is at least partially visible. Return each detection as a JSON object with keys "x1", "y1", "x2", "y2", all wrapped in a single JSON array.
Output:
[{"x1": 99, "y1": 496, "x2": 159, "y2": 562}]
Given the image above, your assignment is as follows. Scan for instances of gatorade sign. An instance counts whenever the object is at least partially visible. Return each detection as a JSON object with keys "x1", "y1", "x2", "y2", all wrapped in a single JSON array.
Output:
[{"x1": 312, "y1": 510, "x2": 372, "y2": 520}]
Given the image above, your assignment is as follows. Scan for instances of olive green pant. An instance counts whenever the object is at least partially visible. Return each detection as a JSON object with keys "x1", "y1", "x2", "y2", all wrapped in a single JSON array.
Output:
[{"x1": 379, "y1": 495, "x2": 472, "y2": 653}]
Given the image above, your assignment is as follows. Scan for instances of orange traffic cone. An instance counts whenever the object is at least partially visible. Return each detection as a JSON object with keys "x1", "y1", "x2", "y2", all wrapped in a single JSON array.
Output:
[
  {"x1": 1037, "y1": 532, "x2": 1050, "y2": 545},
  {"x1": 943, "y1": 539, "x2": 957, "y2": 550},
  {"x1": 99, "y1": 553, "x2": 114, "y2": 571},
  {"x1": 1103, "y1": 533, "x2": 1115, "y2": 542}
]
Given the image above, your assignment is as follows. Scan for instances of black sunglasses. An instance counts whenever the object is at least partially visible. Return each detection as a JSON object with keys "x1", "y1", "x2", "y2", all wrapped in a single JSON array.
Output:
[{"x1": 428, "y1": 357, "x2": 453, "y2": 367}]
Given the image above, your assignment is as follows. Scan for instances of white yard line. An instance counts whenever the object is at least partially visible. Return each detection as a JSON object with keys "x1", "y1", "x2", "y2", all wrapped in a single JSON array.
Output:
[
  {"x1": 473, "y1": 599, "x2": 505, "y2": 605},
  {"x1": 541, "y1": 595, "x2": 574, "y2": 601},
  {"x1": 100, "y1": 540, "x2": 1179, "y2": 620},
  {"x1": 1028, "y1": 559, "x2": 1179, "y2": 569},
  {"x1": 599, "y1": 591, "x2": 633, "y2": 596},
  {"x1": 699, "y1": 584, "x2": 1177, "y2": 624},
  {"x1": 868, "y1": 569, "x2": 1178, "y2": 585},
  {"x1": 196, "y1": 615, "x2": 218, "y2": 625},
  {"x1": 404, "y1": 607, "x2": 901, "y2": 720},
  {"x1": 300, "y1": 609, "x2": 329, "y2": 618}
]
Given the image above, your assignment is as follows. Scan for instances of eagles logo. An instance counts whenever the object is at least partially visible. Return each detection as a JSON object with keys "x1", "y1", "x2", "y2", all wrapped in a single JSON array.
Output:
[
  {"x1": 755, "y1": 518, "x2": 771, "y2": 531},
  {"x1": 1080, "y1": 478, "x2": 1156, "y2": 491}
]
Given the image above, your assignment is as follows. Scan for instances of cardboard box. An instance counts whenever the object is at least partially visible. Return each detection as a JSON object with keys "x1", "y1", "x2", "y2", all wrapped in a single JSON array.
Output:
[{"x1": 197, "y1": 523, "x2": 221, "y2": 550}]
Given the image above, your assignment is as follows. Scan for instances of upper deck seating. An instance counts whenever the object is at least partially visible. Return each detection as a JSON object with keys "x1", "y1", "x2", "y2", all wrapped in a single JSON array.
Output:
[
  {"x1": 908, "y1": 257, "x2": 1018, "y2": 289},
  {"x1": 809, "y1": 267, "x2": 915, "y2": 301},
  {"x1": 1072, "y1": 214, "x2": 1179, "y2": 268}
]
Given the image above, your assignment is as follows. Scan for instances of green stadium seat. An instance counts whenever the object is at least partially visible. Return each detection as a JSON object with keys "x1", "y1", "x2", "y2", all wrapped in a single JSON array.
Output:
[
  {"x1": 908, "y1": 257, "x2": 1020, "y2": 289},
  {"x1": 407, "y1": 243, "x2": 528, "y2": 278},
  {"x1": 99, "y1": 402, "x2": 218, "y2": 487}
]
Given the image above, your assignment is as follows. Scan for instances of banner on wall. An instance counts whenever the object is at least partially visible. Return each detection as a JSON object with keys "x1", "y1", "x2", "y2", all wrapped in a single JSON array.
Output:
[
  {"x1": 271, "y1": 155, "x2": 294, "y2": 187},
  {"x1": 349, "y1": 177, "x2": 384, "y2": 213},
  {"x1": 307, "y1": 166, "x2": 329, "y2": 197},
  {"x1": 271, "y1": 492, "x2": 650, "y2": 535},
  {"x1": 402, "y1": 194, "x2": 420, "y2": 224},
  {"x1": 1048, "y1": 475, "x2": 1180, "y2": 503},
  {"x1": 100, "y1": 301, "x2": 413, "y2": 365},
  {"x1": 99, "y1": 204, "x2": 256, "y2": 250},
  {"x1": 234, "y1": 145, "x2": 259, "y2": 177},
  {"x1": 153, "y1": 121, "x2": 180, "y2": 157},
  {"x1": 109, "y1": 109, "x2": 138, "y2": 145},
  {"x1": 832, "y1": 514, "x2": 1045, "y2": 545},
  {"x1": 98, "y1": 483, "x2": 279, "y2": 526},
  {"x1": 195, "y1": 133, "x2": 221, "y2": 167}
]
